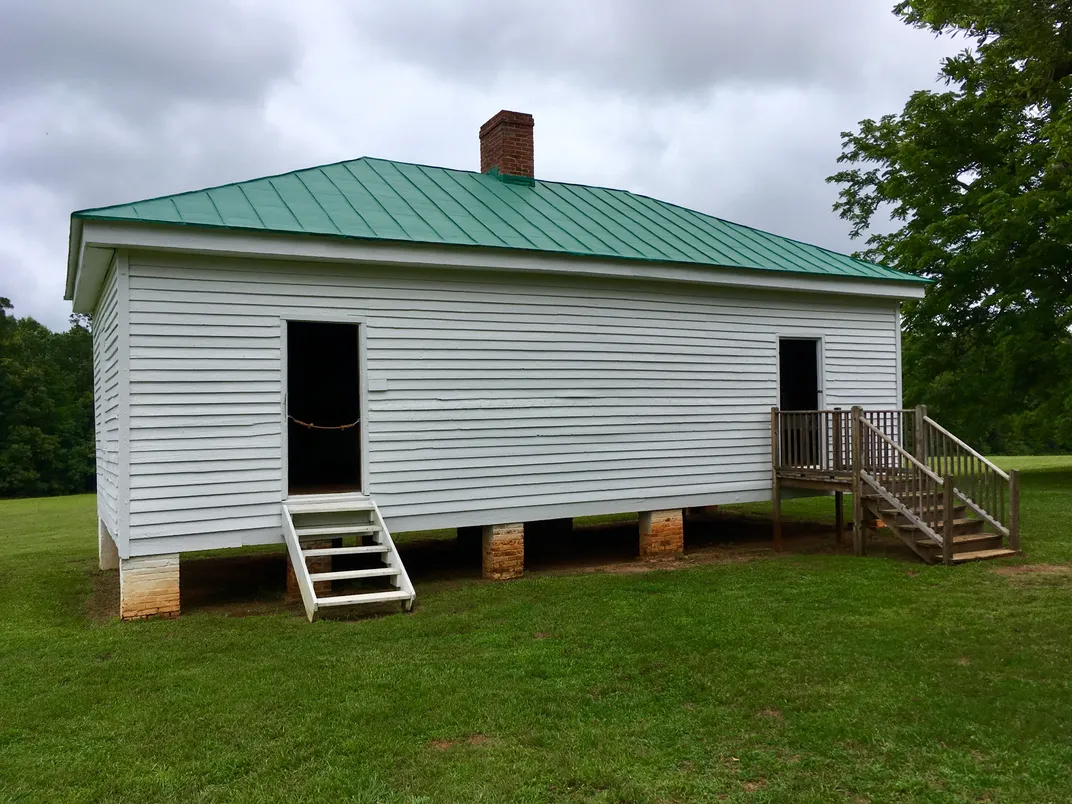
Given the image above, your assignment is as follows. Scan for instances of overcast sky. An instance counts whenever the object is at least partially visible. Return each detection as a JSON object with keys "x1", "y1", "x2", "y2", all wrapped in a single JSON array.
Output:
[{"x1": 0, "y1": 0, "x2": 960, "y2": 330}]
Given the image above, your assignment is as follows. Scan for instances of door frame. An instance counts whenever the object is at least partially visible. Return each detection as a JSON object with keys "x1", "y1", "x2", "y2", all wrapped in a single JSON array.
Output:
[
  {"x1": 280, "y1": 313, "x2": 369, "y2": 499},
  {"x1": 775, "y1": 334, "x2": 826, "y2": 411}
]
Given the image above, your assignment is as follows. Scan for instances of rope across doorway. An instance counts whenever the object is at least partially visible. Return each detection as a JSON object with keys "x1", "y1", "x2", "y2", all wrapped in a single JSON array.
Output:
[{"x1": 287, "y1": 415, "x2": 360, "y2": 431}]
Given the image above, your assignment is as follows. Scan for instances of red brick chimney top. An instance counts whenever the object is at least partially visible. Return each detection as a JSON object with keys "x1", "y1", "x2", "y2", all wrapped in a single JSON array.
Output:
[{"x1": 479, "y1": 110, "x2": 534, "y2": 180}]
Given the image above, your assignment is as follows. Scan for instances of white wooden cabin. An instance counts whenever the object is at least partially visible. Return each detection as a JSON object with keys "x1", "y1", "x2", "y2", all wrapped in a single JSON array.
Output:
[{"x1": 68, "y1": 110, "x2": 932, "y2": 620}]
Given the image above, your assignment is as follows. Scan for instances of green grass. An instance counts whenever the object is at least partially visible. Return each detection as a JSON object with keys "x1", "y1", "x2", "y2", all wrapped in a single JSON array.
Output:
[{"x1": 2, "y1": 458, "x2": 1071, "y2": 802}]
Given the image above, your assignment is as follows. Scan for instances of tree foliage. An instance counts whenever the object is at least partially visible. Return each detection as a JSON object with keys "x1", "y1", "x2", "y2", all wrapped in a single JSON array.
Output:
[
  {"x1": 0, "y1": 300, "x2": 95, "y2": 497},
  {"x1": 829, "y1": 0, "x2": 1072, "y2": 453}
]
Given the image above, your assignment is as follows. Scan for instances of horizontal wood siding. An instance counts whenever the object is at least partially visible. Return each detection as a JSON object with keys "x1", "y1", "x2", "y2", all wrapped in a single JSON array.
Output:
[
  {"x1": 125, "y1": 254, "x2": 900, "y2": 553},
  {"x1": 92, "y1": 261, "x2": 120, "y2": 535}
]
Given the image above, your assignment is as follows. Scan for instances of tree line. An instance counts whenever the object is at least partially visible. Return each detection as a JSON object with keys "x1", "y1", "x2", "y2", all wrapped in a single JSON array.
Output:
[{"x1": 0, "y1": 298, "x2": 95, "y2": 497}]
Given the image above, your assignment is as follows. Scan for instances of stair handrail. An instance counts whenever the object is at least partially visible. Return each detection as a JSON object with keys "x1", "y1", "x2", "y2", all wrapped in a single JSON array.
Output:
[
  {"x1": 859, "y1": 418, "x2": 943, "y2": 484},
  {"x1": 857, "y1": 417, "x2": 946, "y2": 546},
  {"x1": 281, "y1": 505, "x2": 317, "y2": 621},
  {"x1": 369, "y1": 500, "x2": 415, "y2": 603},
  {"x1": 919, "y1": 412, "x2": 1013, "y2": 540},
  {"x1": 922, "y1": 415, "x2": 1010, "y2": 481}
]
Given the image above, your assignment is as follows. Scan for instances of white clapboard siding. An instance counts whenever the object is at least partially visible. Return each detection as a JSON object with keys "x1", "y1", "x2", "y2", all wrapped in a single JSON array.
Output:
[
  {"x1": 92, "y1": 261, "x2": 121, "y2": 536},
  {"x1": 123, "y1": 254, "x2": 901, "y2": 555}
]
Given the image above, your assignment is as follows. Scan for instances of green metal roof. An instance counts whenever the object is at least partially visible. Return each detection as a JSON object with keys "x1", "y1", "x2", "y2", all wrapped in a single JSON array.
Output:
[{"x1": 73, "y1": 157, "x2": 925, "y2": 284}]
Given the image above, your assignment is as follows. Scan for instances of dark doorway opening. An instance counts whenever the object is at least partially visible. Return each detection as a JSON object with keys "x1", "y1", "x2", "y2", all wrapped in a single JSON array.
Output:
[
  {"x1": 779, "y1": 338, "x2": 820, "y2": 411},
  {"x1": 287, "y1": 321, "x2": 362, "y2": 495},
  {"x1": 779, "y1": 338, "x2": 821, "y2": 466}
]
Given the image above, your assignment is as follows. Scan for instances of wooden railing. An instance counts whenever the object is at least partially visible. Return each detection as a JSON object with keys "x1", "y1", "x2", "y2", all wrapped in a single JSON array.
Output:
[
  {"x1": 774, "y1": 409, "x2": 852, "y2": 474},
  {"x1": 773, "y1": 407, "x2": 916, "y2": 475},
  {"x1": 919, "y1": 411, "x2": 1020, "y2": 550}
]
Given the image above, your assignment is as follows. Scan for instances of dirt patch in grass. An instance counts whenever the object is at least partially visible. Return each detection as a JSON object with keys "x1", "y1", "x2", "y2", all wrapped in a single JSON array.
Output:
[
  {"x1": 429, "y1": 734, "x2": 489, "y2": 750},
  {"x1": 991, "y1": 563, "x2": 1072, "y2": 576},
  {"x1": 85, "y1": 567, "x2": 120, "y2": 622}
]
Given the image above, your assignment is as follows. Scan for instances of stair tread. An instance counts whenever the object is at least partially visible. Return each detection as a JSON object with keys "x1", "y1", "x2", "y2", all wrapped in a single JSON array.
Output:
[
  {"x1": 309, "y1": 567, "x2": 400, "y2": 582},
  {"x1": 951, "y1": 548, "x2": 1018, "y2": 563},
  {"x1": 316, "y1": 589, "x2": 413, "y2": 608},
  {"x1": 294, "y1": 524, "x2": 379, "y2": 538},
  {"x1": 303, "y1": 545, "x2": 388, "y2": 557},
  {"x1": 915, "y1": 533, "x2": 1001, "y2": 548},
  {"x1": 881, "y1": 505, "x2": 965, "y2": 516},
  {"x1": 286, "y1": 497, "x2": 375, "y2": 514},
  {"x1": 897, "y1": 517, "x2": 982, "y2": 531}
]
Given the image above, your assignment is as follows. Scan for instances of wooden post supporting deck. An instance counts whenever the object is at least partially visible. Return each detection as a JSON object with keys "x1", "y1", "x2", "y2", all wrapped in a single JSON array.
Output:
[
  {"x1": 1009, "y1": 470, "x2": 1021, "y2": 552},
  {"x1": 832, "y1": 408, "x2": 844, "y2": 545},
  {"x1": 850, "y1": 405, "x2": 864, "y2": 556},
  {"x1": 943, "y1": 475, "x2": 955, "y2": 565},
  {"x1": 770, "y1": 407, "x2": 783, "y2": 551},
  {"x1": 914, "y1": 404, "x2": 928, "y2": 465}
]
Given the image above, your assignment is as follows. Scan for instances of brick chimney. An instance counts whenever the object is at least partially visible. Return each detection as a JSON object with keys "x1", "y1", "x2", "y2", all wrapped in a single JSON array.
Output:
[{"x1": 479, "y1": 110, "x2": 534, "y2": 180}]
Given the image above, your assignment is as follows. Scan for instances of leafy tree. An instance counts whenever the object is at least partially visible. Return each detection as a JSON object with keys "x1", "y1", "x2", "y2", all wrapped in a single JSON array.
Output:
[
  {"x1": 828, "y1": 0, "x2": 1072, "y2": 453},
  {"x1": 0, "y1": 302, "x2": 94, "y2": 497}
]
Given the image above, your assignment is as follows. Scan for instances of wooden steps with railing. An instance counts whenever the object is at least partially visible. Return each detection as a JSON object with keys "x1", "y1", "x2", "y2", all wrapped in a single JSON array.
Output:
[{"x1": 772, "y1": 405, "x2": 1021, "y2": 565}]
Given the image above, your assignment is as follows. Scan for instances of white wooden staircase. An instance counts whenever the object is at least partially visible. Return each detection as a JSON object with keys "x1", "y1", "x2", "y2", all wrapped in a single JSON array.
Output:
[{"x1": 282, "y1": 495, "x2": 415, "y2": 621}]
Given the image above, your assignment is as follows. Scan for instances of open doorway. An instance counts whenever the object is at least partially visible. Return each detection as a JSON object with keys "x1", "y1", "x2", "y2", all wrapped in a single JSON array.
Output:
[
  {"x1": 779, "y1": 338, "x2": 820, "y2": 411},
  {"x1": 286, "y1": 321, "x2": 363, "y2": 495},
  {"x1": 778, "y1": 337, "x2": 822, "y2": 466}
]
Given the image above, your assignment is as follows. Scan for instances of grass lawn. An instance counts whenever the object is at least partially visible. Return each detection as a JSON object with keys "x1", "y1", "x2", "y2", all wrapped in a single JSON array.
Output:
[{"x1": 1, "y1": 457, "x2": 1071, "y2": 802}]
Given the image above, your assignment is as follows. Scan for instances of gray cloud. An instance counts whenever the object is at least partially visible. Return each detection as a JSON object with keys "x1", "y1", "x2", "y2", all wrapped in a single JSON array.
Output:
[
  {"x1": 0, "y1": 0, "x2": 958, "y2": 330},
  {"x1": 0, "y1": 0, "x2": 297, "y2": 106},
  {"x1": 349, "y1": 0, "x2": 940, "y2": 95}
]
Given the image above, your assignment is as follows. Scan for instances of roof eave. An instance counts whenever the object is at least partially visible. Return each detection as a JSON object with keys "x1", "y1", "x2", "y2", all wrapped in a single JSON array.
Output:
[{"x1": 77, "y1": 218, "x2": 929, "y2": 301}]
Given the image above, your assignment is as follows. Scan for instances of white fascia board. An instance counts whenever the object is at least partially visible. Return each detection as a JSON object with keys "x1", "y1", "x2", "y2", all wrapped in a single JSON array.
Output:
[
  {"x1": 71, "y1": 245, "x2": 116, "y2": 314},
  {"x1": 65, "y1": 218, "x2": 82, "y2": 301},
  {"x1": 79, "y1": 220, "x2": 929, "y2": 302}
]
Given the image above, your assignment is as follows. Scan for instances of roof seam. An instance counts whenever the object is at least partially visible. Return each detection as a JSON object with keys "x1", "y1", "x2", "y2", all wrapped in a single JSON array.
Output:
[
  {"x1": 593, "y1": 189, "x2": 712, "y2": 262},
  {"x1": 264, "y1": 177, "x2": 305, "y2": 229},
  {"x1": 516, "y1": 183, "x2": 626, "y2": 255},
  {"x1": 201, "y1": 189, "x2": 226, "y2": 226},
  {"x1": 682, "y1": 206, "x2": 812, "y2": 273},
  {"x1": 390, "y1": 162, "x2": 481, "y2": 245},
  {"x1": 439, "y1": 170, "x2": 547, "y2": 250},
  {"x1": 315, "y1": 166, "x2": 375, "y2": 236},
  {"x1": 291, "y1": 172, "x2": 344, "y2": 235},
  {"x1": 561, "y1": 184, "x2": 684, "y2": 261},
  {"x1": 627, "y1": 193, "x2": 754, "y2": 265},
  {"x1": 363, "y1": 159, "x2": 450, "y2": 241},
  {"x1": 412, "y1": 164, "x2": 511, "y2": 246},
  {"x1": 477, "y1": 177, "x2": 585, "y2": 252},
  {"x1": 339, "y1": 161, "x2": 415, "y2": 239},
  {"x1": 539, "y1": 183, "x2": 650, "y2": 259},
  {"x1": 234, "y1": 184, "x2": 268, "y2": 229},
  {"x1": 518, "y1": 183, "x2": 626, "y2": 252}
]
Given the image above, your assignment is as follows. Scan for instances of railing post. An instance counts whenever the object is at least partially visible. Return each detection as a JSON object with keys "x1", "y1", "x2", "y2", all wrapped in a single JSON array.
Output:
[
  {"x1": 851, "y1": 405, "x2": 864, "y2": 557},
  {"x1": 771, "y1": 408, "x2": 782, "y2": 551},
  {"x1": 943, "y1": 474, "x2": 955, "y2": 566},
  {"x1": 914, "y1": 404, "x2": 928, "y2": 465},
  {"x1": 1009, "y1": 469, "x2": 1021, "y2": 552},
  {"x1": 832, "y1": 407, "x2": 843, "y2": 471}
]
